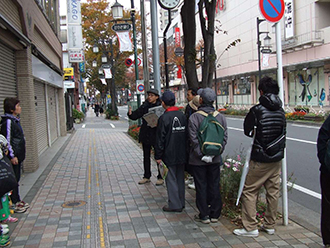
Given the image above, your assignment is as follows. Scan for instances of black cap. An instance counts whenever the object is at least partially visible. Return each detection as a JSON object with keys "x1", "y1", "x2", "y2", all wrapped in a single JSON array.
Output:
[
  {"x1": 160, "y1": 90, "x2": 175, "y2": 106},
  {"x1": 147, "y1": 88, "x2": 159, "y2": 96}
]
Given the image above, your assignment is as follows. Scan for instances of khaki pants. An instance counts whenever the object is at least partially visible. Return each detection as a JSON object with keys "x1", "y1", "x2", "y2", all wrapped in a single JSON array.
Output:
[{"x1": 241, "y1": 160, "x2": 282, "y2": 231}]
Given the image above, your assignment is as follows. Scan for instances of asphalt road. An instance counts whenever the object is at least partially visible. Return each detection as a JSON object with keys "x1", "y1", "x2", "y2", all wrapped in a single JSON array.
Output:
[{"x1": 81, "y1": 105, "x2": 322, "y2": 233}]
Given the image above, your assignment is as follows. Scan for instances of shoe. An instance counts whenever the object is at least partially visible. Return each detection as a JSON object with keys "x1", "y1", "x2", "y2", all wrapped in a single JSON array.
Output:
[
  {"x1": 233, "y1": 228, "x2": 259, "y2": 237},
  {"x1": 194, "y1": 214, "x2": 210, "y2": 224},
  {"x1": 0, "y1": 228, "x2": 9, "y2": 235},
  {"x1": 1, "y1": 216, "x2": 18, "y2": 223},
  {"x1": 13, "y1": 202, "x2": 27, "y2": 213},
  {"x1": 18, "y1": 201, "x2": 29, "y2": 209},
  {"x1": 0, "y1": 235, "x2": 10, "y2": 247},
  {"x1": 156, "y1": 178, "x2": 164, "y2": 186},
  {"x1": 210, "y1": 218, "x2": 218, "y2": 223},
  {"x1": 185, "y1": 177, "x2": 193, "y2": 185},
  {"x1": 138, "y1": 178, "x2": 151, "y2": 185},
  {"x1": 188, "y1": 182, "x2": 195, "y2": 190},
  {"x1": 162, "y1": 205, "x2": 183, "y2": 212},
  {"x1": 260, "y1": 225, "x2": 275, "y2": 235},
  {"x1": 0, "y1": 225, "x2": 8, "y2": 229}
]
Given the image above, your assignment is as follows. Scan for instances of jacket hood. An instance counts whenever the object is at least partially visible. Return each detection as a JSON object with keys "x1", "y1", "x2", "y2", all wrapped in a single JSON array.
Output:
[
  {"x1": 1, "y1": 113, "x2": 20, "y2": 122},
  {"x1": 198, "y1": 105, "x2": 215, "y2": 113},
  {"x1": 259, "y1": 93, "x2": 282, "y2": 111}
]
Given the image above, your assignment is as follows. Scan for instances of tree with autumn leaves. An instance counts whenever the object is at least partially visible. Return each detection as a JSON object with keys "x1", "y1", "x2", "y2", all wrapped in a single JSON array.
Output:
[{"x1": 81, "y1": 0, "x2": 142, "y2": 102}]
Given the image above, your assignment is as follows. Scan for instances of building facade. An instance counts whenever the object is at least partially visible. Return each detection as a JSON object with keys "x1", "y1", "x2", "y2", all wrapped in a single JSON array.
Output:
[{"x1": 0, "y1": 0, "x2": 67, "y2": 172}]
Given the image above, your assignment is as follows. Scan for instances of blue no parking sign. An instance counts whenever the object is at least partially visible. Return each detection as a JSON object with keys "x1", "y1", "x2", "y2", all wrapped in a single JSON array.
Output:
[
  {"x1": 136, "y1": 80, "x2": 145, "y2": 95},
  {"x1": 259, "y1": 0, "x2": 285, "y2": 23}
]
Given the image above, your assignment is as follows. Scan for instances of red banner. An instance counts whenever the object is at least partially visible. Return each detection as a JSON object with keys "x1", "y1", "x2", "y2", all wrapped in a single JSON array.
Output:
[{"x1": 175, "y1": 27, "x2": 180, "y2": 47}]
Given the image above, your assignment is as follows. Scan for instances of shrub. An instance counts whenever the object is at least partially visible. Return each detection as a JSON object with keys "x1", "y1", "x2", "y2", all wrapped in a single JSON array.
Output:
[
  {"x1": 72, "y1": 108, "x2": 84, "y2": 120},
  {"x1": 285, "y1": 111, "x2": 306, "y2": 120},
  {"x1": 105, "y1": 103, "x2": 119, "y2": 119},
  {"x1": 128, "y1": 124, "x2": 140, "y2": 141}
]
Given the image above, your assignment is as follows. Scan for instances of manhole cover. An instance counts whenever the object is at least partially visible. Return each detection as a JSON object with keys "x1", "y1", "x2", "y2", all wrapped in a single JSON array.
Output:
[{"x1": 62, "y1": 200, "x2": 87, "y2": 208}]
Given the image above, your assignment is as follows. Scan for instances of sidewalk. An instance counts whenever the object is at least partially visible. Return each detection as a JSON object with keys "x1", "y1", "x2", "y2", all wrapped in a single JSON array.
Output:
[{"x1": 8, "y1": 110, "x2": 323, "y2": 247}]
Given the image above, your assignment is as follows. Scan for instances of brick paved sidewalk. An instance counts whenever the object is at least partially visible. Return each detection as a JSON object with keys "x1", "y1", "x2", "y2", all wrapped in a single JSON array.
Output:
[{"x1": 7, "y1": 127, "x2": 323, "y2": 247}]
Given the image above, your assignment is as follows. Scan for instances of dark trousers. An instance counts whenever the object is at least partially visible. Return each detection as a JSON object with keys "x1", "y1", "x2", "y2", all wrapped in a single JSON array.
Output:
[
  {"x1": 321, "y1": 171, "x2": 330, "y2": 245},
  {"x1": 11, "y1": 162, "x2": 22, "y2": 204},
  {"x1": 165, "y1": 163, "x2": 185, "y2": 209},
  {"x1": 142, "y1": 143, "x2": 161, "y2": 179},
  {"x1": 192, "y1": 163, "x2": 222, "y2": 219}
]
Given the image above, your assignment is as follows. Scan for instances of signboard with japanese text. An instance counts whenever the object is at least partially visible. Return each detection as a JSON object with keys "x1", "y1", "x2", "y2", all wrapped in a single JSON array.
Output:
[
  {"x1": 67, "y1": 25, "x2": 83, "y2": 49},
  {"x1": 175, "y1": 27, "x2": 180, "y2": 47},
  {"x1": 67, "y1": 0, "x2": 82, "y2": 24},
  {"x1": 69, "y1": 49, "x2": 85, "y2": 63},
  {"x1": 284, "y1": 0, "x2": 294, "y2": 39},
  {"x1": 64, "y1": 67, "x2": 74, "y2": 76}
]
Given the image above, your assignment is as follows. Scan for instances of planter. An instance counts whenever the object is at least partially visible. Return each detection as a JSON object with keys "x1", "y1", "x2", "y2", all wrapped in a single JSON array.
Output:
[{"x1": 304, "y1": 115, "x2": 324, "y2": 122}]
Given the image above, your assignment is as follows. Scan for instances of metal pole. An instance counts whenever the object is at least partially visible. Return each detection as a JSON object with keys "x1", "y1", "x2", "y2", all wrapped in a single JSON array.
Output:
[
  {"x1": 257, "y1": 17, "x2": 262, "y2": 81},
  {"x1": 150, "y1": 0, "x2": 161, "y2": 93},
  {"x1": 131, "y1": 0, "x2": 140, "y2": 108},
  {"x1": 140, "y1": 0, "x2": 150, "y2": 97},
  {"x1": 214, "y1": 67, "x2": 218, "y2": 109},
  {"x1": 163, "y1": 9, "x2": 171, "y2": 89},
  {"x1": 275, "y1": 21, "x2": 288, "y2": 226}
]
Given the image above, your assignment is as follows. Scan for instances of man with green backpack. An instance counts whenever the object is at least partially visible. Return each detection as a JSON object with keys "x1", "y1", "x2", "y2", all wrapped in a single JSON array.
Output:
[{"x1": 188, "y1": 88, "x2": 228, "y2": 224}]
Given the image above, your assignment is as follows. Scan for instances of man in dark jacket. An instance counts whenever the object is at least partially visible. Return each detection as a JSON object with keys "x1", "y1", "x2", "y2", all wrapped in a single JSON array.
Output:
[
  {"x1": 317, "y1": 115, "x2": 330, "y2": 246},
  {"x1": 233, "y1": 76, "x2": 286, "y2": 237},
  {"x1": 1, "y1": 98, "x2": 29, "y2": 213},
  {"x1": 188, "y1": 88, "x2": 228, "y2": 224},
  {"x1": 155, "y1": 91, "x2": 186, "y2": 212},
  {"x1": 128, "y1": 89, "x2": 163, "y2": 185}
]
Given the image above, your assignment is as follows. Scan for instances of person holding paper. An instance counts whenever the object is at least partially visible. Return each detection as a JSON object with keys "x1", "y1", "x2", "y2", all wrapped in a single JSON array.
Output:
[
  {"x1": 127, "y1": 89, "x2": 164, "y2": 186},
  {"x1": 155, "y1": 91, "x2": 187, "y2": 212},
  {"x1": 233, "y1": 76, "x2": 286, "y2": 237}
]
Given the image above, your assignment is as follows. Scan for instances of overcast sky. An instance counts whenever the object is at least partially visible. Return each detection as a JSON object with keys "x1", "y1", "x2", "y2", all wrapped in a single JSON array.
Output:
[{"x1": 60, "y1": 0, "x2": 141, "y2": 16}]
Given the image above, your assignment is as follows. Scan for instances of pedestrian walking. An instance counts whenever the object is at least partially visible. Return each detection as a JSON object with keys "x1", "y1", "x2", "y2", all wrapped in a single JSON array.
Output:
[
  {"x1": 94, "y1": 103, "x2": 100, "y2": 117},
  {"x1": 155, "y1": 91, "x2": 187, "y2": 212},
  {"x1": 188, "y1": 88, "x2": 228, "y2": 224},
  {"x1": 233, "y1": 76, "x2": 286, "y2": 237},
  {"x1": 127, "y1": 89, "x2": 164, "y2": 185},
  {"x1": 100, "y1": 105, "x2": 104, "y2": 116},
  {"x1": 317, "y1": 115, "x2": 330, "y2": 247},
  {"x1": 0, "y1": 98, "x2": 29, "y2": 214}
]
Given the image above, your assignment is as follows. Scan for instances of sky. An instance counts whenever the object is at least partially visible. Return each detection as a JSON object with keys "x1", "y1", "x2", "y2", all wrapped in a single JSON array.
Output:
[{"x1": 60, "y1": 0, "x2": 141, "y2": 16}]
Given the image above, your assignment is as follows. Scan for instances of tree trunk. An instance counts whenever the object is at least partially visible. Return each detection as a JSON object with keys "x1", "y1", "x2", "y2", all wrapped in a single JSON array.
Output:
[{"x1": 181, "y1": 0, "x2": 198, "y2": 89}]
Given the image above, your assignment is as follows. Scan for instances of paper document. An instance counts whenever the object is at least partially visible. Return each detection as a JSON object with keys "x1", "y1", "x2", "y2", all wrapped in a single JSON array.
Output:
[
  {"x1": 158, "y1": 161, "x2": 168, "y2": 179},
  {"x1": 142, "y1": 106, "x2": 165, "y2": 128}
]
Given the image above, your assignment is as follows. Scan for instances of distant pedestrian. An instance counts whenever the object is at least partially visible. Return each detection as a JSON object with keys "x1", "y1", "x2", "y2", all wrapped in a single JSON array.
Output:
[
  {"x1": 127, "y1": 89, "x2": 164, "y2": 186},
  {"x1": 233, "y1": 76, "x2": 286, "y2": 237},
  {"x1": 188, "y1": 88, "x2": 228, "y2": 224},
  {"x1": 0, "y1": 98, "x2": 29, "y2": 214},
  {"x1": 94, "y1": 103, "x2": 100, "y2": 117},
  {"x1": 185, "y1": 88, "x2": 198, "y2": 119},
  {"x1": 155, "y1": 91, "x2": 187, "y2": 212},
  {"x1": 100, "y1": 106, "x2": 104, "y2": 116},
  {"x1": 317, "y1": 115, "x2": 330, "y2": 246}
]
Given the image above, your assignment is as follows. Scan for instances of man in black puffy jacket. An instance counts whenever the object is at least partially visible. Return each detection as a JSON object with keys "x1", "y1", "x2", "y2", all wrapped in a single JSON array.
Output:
[
  {"x1": 234, "y1": 76, "x2": 286, "y2": 237},
  {"x1": 155, "y1": 91, "x2": 186, "y2": 212},
  {"x1": 127, "y1": 89, "x2": 163, "y2": 185}
]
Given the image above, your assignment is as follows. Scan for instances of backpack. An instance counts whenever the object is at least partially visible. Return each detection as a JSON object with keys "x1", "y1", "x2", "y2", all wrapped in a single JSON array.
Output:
[{"x1": 197, "y1": 111, "x2": 225, "y2": 156}]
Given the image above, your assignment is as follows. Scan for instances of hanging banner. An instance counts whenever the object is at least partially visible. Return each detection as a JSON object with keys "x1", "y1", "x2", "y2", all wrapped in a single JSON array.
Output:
[
  {"x1": 284, "y1": 0, "x2": 294, "y2": 40},
  {"x1": 262, "y1": 53, "x2": 270, "y2": 68},
  {"x1": 67, "y1": 25, "x2": 83, "y2": 49},
  {"x1": 100, "y1": 78, "x2": 107, "y2": 85},
  {"x1": 175, "y1": 27, "x2": 180, "y2": 47},
  {"x1": 103, "y1": 68, "x2": 112, "y2": 79},
  {"x1": 116, "y1": 31, "x2": 132, "y2": 52}
]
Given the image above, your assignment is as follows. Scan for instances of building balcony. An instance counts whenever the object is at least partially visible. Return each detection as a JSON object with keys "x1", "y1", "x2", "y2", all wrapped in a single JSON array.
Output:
[{"x1": 281, "y1": 30, "x2": 324, "y2": 52}]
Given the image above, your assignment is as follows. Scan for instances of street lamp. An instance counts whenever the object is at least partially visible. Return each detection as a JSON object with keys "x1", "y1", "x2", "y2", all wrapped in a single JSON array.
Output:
[{"x1": 257, "y1": 17, "x2": 272, "y2": 81}]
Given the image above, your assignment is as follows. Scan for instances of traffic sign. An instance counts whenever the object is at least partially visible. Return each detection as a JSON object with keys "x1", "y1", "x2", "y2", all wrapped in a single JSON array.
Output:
[
  {"x1": 174, "y1": 47, "x2": 184, "y2": 56},
  {"x1": 259, "y1": 0, "x2": 285, "y2": 23},
  {"x1": 125, "y1": 58, "x2": 133, "y2": 67},
  {"x1": 134, "y1": 58, "x2": 142, "y2": 66},
  {"x1": 136, "y1": 80, "x2": 145, "y2": 95}
]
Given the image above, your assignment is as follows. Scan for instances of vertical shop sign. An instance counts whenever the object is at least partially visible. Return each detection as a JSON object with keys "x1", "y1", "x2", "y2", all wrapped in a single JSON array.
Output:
[{"x1": 284, "y1": 0, "x2": 294, "y2": 39}]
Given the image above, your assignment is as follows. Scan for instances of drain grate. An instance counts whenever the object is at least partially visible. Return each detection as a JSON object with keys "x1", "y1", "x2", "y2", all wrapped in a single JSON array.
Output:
[{"x1": 62, "y1": 200, "x2": 87, "y2": 208}]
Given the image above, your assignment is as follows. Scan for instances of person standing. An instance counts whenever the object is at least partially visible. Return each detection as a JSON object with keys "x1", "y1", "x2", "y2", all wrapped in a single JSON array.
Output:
[
  {"x1": 184, "y1": 88, "x2": 198, "y2": 119},
  {"x1": 233, "y1": 76, "x2": 286, "y2": 237},
  {"x1": 155, "y1": 91, "x2": 186, "y2": 212},
  {"x1": 317, "y1": 115, "x2": 330, "y2": 246},
  {"x1": 188, "y1": 88, "x2": 228, "y2": 224},
  {"x1": 127, "y1": 89, "x2": 164, "y2": 185},
  {"x1": 1, "y1": 98, "x2": 29, "y2": 213},
  {"x1": 94, "y1": 103, "x2": 100, "y2": 117}
]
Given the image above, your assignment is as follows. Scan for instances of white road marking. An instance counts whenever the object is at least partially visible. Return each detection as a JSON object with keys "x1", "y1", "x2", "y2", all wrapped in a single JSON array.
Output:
[
  {"x1": 82, "y1": 124, "x2": 86, "y2": 128},
  {"x1": 228, "y1": 127, "x2": 317, "y2": 145},
  {"x1": 110, "y1": 123, "x2": 115, "y2": 128},
  {"x1": 292, "y1": 124, "x2": 320, "y2": 129},
  {"x1": 125, "y1": 117, "x2": 129, "y2": 120},
  {"x1": 287, "y1": 182, "x2": 321, "y2": 199}
]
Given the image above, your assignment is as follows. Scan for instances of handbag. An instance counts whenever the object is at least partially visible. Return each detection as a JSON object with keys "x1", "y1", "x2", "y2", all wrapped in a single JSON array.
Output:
[
  {"x1": 157, "y1": 161, "x2": 169, "y2": 179},
  {"x1": 0, "y1": 158, "x2": 18, "y2": 197}
]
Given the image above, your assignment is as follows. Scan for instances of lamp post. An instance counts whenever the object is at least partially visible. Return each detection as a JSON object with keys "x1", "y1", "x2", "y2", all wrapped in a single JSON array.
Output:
[
  {"x1": 92, "y1": 39, "x2": 117, "y2": 114},
  {"x1": 112, "y1": 0, "x2": 140, "y2": 108},
  {"x1": 257, "y1": 17, "x2": 272, "y2": 81}
]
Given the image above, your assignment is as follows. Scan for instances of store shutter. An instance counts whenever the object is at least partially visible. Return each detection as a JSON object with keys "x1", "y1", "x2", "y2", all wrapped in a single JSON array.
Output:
[
  {"x1": 34, "y1": 81, "x2": 48, "y2": 154},
  {"x1": 0, "y1": 42, "x2": 17, "y2": 115},
  {"x1": 48, "y1": 86, "x2": 58, "y2": 143}
]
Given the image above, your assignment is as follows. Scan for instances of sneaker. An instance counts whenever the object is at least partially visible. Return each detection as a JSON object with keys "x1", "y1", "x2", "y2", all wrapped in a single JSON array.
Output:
[
  {"x1": 260, "y1": 225, "x2": 275, "y2": 235},
  {"x1": 210, "y1": 218, "x2": 218, "y2": 223},
  {"x1": 1, "y1": 216, "x2": 18, "y2": 223},
  {"x1": 188, "y1": 182, "x2": 195, "y2": 190},
  {"x1": 138, "y1": 178, "x2": 151, "y2": 185},
  {"x1": 0, "y1": 228, "x2": 9, "y2": 235},
  {"x1": 233, "y1": 228, "x2": 259, "y2": 237},
  {"x1": 0, "y1": 235, "x2": 10, "y2": 247},
  {"x1": 194, "y1": 214, "x2": 210, "y2": 224},
  {"x1": 18, "y1": 201, "x2": 30, "y2": 209},
  {"x1": 0, "y1": 225, "x2": 8, "y2": 229},
  {"x1": 156, "y1": 178, "x2": 164, "y2": 186},
  {"x1": 13, "y1": 202, "x2": 27, "y2": 213},
  {"x1": 185, "y1": 177, "x2": 193, "y2": 185}
]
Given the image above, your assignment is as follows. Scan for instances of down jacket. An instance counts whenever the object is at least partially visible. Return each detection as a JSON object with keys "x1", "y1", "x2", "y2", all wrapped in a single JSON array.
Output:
[
  {"x1": 127, "y1": 99, "x2": 161, "y2": 145},
  {"x1": 0, "y1": 114, "x2": 26, "y2": 163},
  {"x1": 244, "y1": 93, "x2": 286, "y2": 163}
]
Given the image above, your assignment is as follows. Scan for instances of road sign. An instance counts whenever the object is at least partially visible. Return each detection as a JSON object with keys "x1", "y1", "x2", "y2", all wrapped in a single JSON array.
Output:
[
  {"x1": 112, "y1": 23, "x2": 131, "y2": 32},
  {"x1": 174, "y1": 47, "x2": 184, "y2": 57},
  {"x1": 259, "y1": 0, "x2": 285, "y2": 23},
  {"x1": 125, "y1": 58, "x2": 133, "y2": 67},
  {"x1": 136, "y1": 80, "x2": 145, "y2": 95},
  {"x1": 134, "y1": 58, "x2": 142, "y2": 66},
  {"x1": 261, "y1": 48, "x2": 272, "y2": 53}
]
